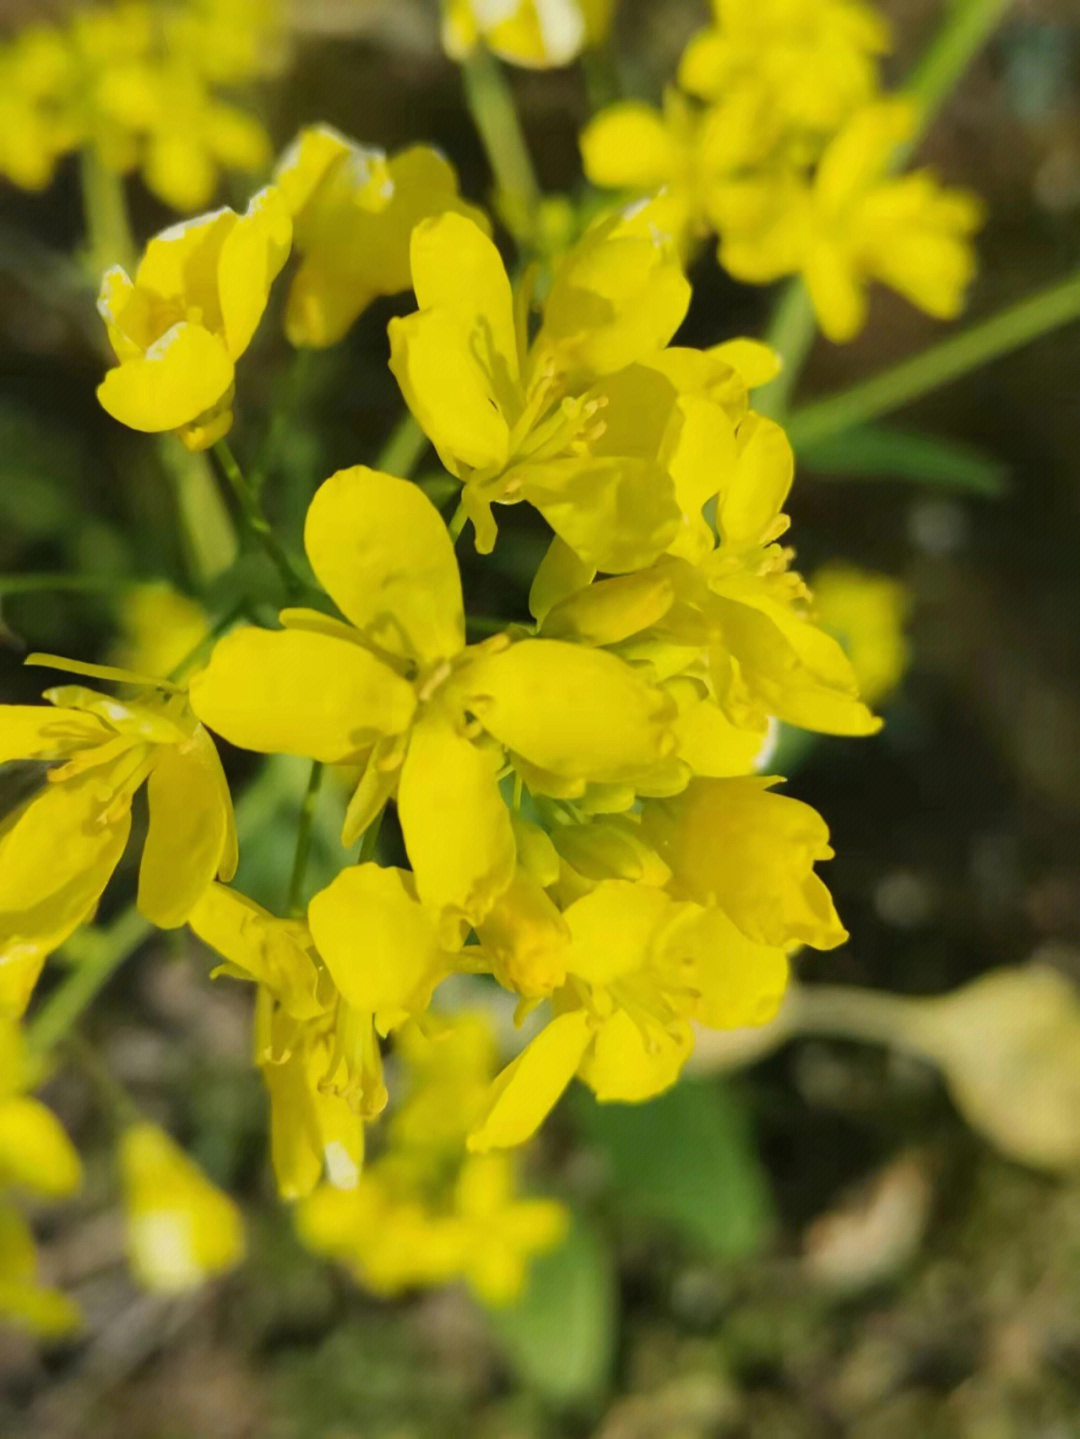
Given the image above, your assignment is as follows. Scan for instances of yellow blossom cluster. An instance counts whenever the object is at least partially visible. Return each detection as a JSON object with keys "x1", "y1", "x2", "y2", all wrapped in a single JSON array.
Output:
[
  {"x1": 579, "y1": 0, "x2": 983, "y2": 340},
  {"x1": 0, "y1": 0, "x2": 283, "y2": 209},
  {"x1": 2, "y1": 94, "x2": 890, "y2": 1311}
]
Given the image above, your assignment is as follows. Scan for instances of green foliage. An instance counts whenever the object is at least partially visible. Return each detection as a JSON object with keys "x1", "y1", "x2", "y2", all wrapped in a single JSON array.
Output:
[
  {"x1": 578, "y1": 1079, "x2": 775, "y2": 1262},
  {"x1": 484, "y1": 1209, "x2": 618, "y2": 1409},
  {"x1": 797, "y1": 424, "x2": 1008, "y2": 495}
]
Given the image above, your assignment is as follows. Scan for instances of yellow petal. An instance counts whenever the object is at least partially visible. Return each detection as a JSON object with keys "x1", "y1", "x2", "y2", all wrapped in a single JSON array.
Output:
[
  {"x1": 646, "y1": 777, "x2": 849, "y2": 951},
  {"x1": 580, "y1": 102, "x2": 680, "y2": 189},
  {"x1": 528, "y1": 536, "x2": 595, "y2": 623},
  {"x1": 0, "y1": 705, "x2": 108, "y2": 763},
  {"x1": 304, "y1": 467, "x2": 464, "y2": 665},
  {"x1": 542, "y1": 570, "x2": 675, "y2": 646},
  {"x1": 579, "y1": 1009, "x2": 692, "y2": 1101},
  {"x1": 97, "y1": 323, "x2": 234, "y2": 434},
  {"x1": 468, "y1": 1009, "x2": 593, "y2": 1151},
  {"x1": 409, "y1": 212, "x2": 519, "y2": 387},
  {"x1": 189, "y1": 627, "x2": 416, "y2": 763},
  {"x1": 388, "y1": 309, "x2": 512, "y2": 473},
  {"x1": 397, "y1": 713, "x2": 516, "y2": 927},
  {"x1": 188, "y1": 882, "x2": 323, "y2": 1019},
  {"x1": 138, "y1": 737, "x2": 233, "y2": 929},
  {"x1": 119, "y1": 1123, "x2": 244, "y2": 1293},
  {"x1": 689, "y1": 906, "x2": 789, "y2": 1030},
  {"x1": 525, "y1": 455, "x2": 681, "y2": 573},
  {"x1": 307, "y1": 863, "x2": 445, "y2": 1014},
  {"x1": 465, "y1": 639, "x2": 674, "y2": 782},
  {"x1": 217, "y1": 185, "x2": 293, "y2": 358},
  {"x1": 0, "y1": 1096, "x2": 82, "y2": 1196}
]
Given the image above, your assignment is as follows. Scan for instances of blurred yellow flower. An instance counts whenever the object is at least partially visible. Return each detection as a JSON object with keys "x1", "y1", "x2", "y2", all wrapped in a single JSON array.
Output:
[
  {"x1": 97, "y1": 187, "x2": 291, "y2": 449},
  {"x1": 119, "y1": 1123, "x2": 244, "y2": 1292},
  {"x1": 442, "y1": 0, "x2": 614, "y2": 68},
  {"x1": 275, "y1": 125, "x2": 489, "y2": 347},
  {"x1": 720, "y1": 101, "x2": 983, "y2": 340},
  {"x1": 810, "y1": 563, "x2": 910, "y2": 707},
  {"x1": 110, "y1": 582, "x2": 209, "y2": 680},
  {"x1": 0, "y1": 1017, "x2": 82, "y2": 1335}
]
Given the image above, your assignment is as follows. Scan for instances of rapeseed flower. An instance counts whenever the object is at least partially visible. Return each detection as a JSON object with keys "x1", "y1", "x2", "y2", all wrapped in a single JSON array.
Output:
[
  {"x1": 97, "y1": 187, "x2": 291, "y2": 449},
  {"x1": 810, "y1": 562, "x2": 910, "y2": 707},
  {"x1": 720, "y1": 101, "x2": 984, "y2": 340},
  {"x1": 190, "y1": 466, "x2": 674, "y2": 931},
  {"x1": 0, "y1": 662, "x2": 236, "y2": 981},
  {"x1": 190, "y1": 868, "x2": 457, "y2": 1197},
  {"x1": 275, "y1": 125, "x2": 488, "y2": 347},
  {"x1": 442, "y1": 0, "x2": 615, "y2": 69},
  {"x1": 119, "y1": 1123, "x2": 244, "y2": 1291},
  {"x1": 469, "y1": 878, "x2": 790, "y2": 1149},
  {"x1": 388, "y1": 210, "x2": 695, "y2": 568},
  {"x1": 0, "y1": 1017, "x2": 82, "y2": 1335},
  {"x1": 297, "y1": 1017, "x2": 567, "y2": 1302}
]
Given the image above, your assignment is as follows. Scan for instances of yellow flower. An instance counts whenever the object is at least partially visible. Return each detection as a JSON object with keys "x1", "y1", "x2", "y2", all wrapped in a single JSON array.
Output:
[
  {"x1": 274, "y1": 125, "x2": 489, "y2": 347},
  {"x1": 809, "y1": 563, "x2": 910, "y2": 707},
  {"x1": 109, "y1": 582, "x2": 209, "y2": 679},
  {"x1": 580, "y1": 89, "x2": 786, "y2": 260},
  {"x1": 296, "y1": 1016, "x2": 567, "y2": 1303},
  {"x1": 388, "y1": 211, "x2": 692, "y2": 567},
  {"x1": 0, "y1": 1016, "x2": 82, "y2": 1335},
  {"x1": 469, "y1": 878, "x2": 789, "y2": 1149},
  {"x1": 678, "y1": 0, "x2": 890, "y2": 136},
  {"x1": 644, "y1": 776, "x2": 848, "y2": 950},
  {"x1": 119, "y1": 1123, "x2": 244, "y2": 1292},
  {"x1": 190, "y1": 871, "x2": 456, "y2": 1197},
  {"x1": 0, "y1": 24, "x2": 79, "y2": 191},
  {"x1": 442, "y1": 0, "x2": 614, "y2": 69},
  {"x1": 97, "y1": 187, "x2": 291, "y2": 450},
  {"x1": 0, "y1": 663, "x2": 236, "y2": 976},
  {"x1": 720, "y1": 101, "x2": 984, "y2": 341},
  {"x1": 190, "y1": 467, "x2": 674, "y2": 930}
]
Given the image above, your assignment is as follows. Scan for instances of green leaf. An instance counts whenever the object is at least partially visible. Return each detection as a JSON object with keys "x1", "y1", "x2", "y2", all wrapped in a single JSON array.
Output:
[
  {"x1": 577, "y1": 1079, "x2": 774, "y2": 1261},
  {"x1": 484, "y1": 1209, "x2": 617, "y2": 1409},
  {"x1": 795, "y1": 424, "x2": 1007, "y2": 496}
]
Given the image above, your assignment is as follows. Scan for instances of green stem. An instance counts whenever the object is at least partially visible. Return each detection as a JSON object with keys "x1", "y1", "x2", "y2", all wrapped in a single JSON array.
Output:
[
  {"x1": 448, "y1": 501, "x2": 468, "y2": 542},
  {"x1": 461, "y1": 46, "x2": 542, "y2": 248},
  {"x1": 79, "y1": 148, "x2": 137, "y2": 282},
  {"x1": 377, "y1": 410, "x2": 429, "y2": 478},
  {"x1": 789, "y1": 983, "x2": 940, "y2": 1059},
  {"x1": 64, "y1": 1031, "x2": 141, "y2": 1127},
  {"x1": 754, "y1": 281, "x2": 818, "y2": 420},
  {"x1": 901, "y1": 0, "x2": 1013, "y2": 157},
  {"x1": 26, "y1": 907, "x2": 153, "y2": 1058},
  {"x1": 787, "y1": 271, "x2": 1080, "y2": 450},
  {"x1": 167, "y1": 599, "x2": 249, "y2": 684},
  {"x1": 288, "y1": 761, "x2": 324, "y2": 916},
  {"x1": 212, "y1": 439, "x2": 306, "y2": 598},
  {"x1": 0, "y1": 573, "x2": 131, "y2": 598}
]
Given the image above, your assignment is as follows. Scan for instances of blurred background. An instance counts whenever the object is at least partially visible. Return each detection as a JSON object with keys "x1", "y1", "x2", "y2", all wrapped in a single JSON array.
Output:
[{"x1": 4, "y1": 0, "x2": 1080, "y2": 1434}]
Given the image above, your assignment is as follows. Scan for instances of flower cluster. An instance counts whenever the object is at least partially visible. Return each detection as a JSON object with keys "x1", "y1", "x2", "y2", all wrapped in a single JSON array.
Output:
[
  {"x1": 580, "y1": 0, "x2": 983, "y2": 339},
  {"x1": 0, "y1": 0, "x2": 923, "y2": 1304},
  {"x1": 0, "y1": 0, "x2": 283, "y2": 209}
]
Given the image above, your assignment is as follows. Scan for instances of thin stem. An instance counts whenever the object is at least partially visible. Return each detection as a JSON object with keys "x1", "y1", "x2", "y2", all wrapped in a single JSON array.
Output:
[
  {"x1": 377, "y1": 410, "x2": 429, "y2": 478},
  {"x1": 288, "y1": 761, "x2": 324, "y2": 917},
  {"x1": 461, "y1": 46, "x2": 542, "y2": 248},
  {"x1": 901, "y1": 0, "x2": 1013, "y2": 158},
  {"x1": 212, "y1": 439, "x2": 306, "y2": 598},
  {"x1": 788, "y1": 984, "x2": 942, "y2": 1062},
  {"x1": 448, "y1": 502, "x2": 468, "y2": 543},
  {"x1": 358, "y1": 808, "x2": 385, "y2": 865},
  {"x1": 786, "y1": 271, "x2": 1080, "y2": 450},
  {"x1": 167, "y1": 599, "x2": 249, "y2": 684},
  {"x1": 0, "y1": 573, "x2": 131, "y2": 598},
  {"x1": 78, "y1": 148, "x2": 137, "y2": 282},
  {"x1": 64, "y1": 1031, "x2": 141, "y2": 1128},
  {"x1": 26, "y1": 908, "x2": 153, "y2": 1058},
  {"x1": 755, "y1": 280, "x2": 818, "y2": 420}
]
